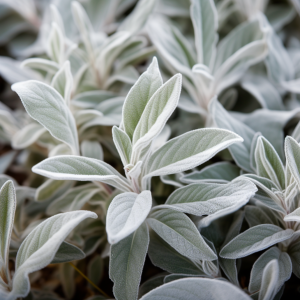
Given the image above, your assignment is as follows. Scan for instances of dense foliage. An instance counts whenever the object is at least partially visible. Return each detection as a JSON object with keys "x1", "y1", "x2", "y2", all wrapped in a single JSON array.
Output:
[{"x1": 1, "y1": 0, "x2": 300, "y2": 299}]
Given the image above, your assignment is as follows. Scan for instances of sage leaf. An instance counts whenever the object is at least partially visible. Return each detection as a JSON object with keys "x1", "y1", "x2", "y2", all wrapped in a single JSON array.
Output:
[
  {"x1": 158, "y1": 179, "x2": 256, "y2": 226},
  {"x1": 112, "y1": 126, "x2": 132, "y2": 166},
  {"x1": 110, "y1": 223, "x2": 149, "y2": 300},
  {"x1": 144, "y1": 128, "x2": 242, "y2": 180},
  {"x1": 10, "y1": 210, "x2": 97, "y2": 299},
  {"x1": 220, "y1": 225, "x2": 294, "y2": 259},
  {"x1": 106, "y1": 191, "x2": 152, "y2": 244},
  {"x1": 140, "y1": 277, "x2": 252, "y2": 300},
  {"x1": 122, "y1": 57, "x2": 162, "y2": 140},
  {"x1": 32, "y1": 155, "x2": 132, "y2": 192},
  {"x1": 0, "y1": 181, "x2": 16, "y2": 286},
  {"x1": 258, "y1": 260, "x2": 280, "y2": 300},
  {"x1": 249, "y1": 247, "x2": 292, "y2": 293},
  {"x1": 51, "y1": 241, "x2": 85, "y2": 264},
  {"x1": 190, "y1": 0, "x2": 218, "y2": 67},
  {"x1": 255, "y1": 136, "x2": 285, "y2": 190},
  {"x1": 12, "y1": 80, "x2": 79, "y2": 154},
  {"x1": 147, "y1": 209, "x2": 217, "y2": 262}
]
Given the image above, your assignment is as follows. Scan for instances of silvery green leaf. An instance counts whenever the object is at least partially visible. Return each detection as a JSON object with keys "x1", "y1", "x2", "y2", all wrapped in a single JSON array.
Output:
[
  {"x1": 118, "y1": 0, "x2": 157, "y2": 34},
  {"x1": 140, "y1": 277, "x2": 252, "y2": 300},
  {"x1": 144, "y1": 128, "x2": 242, "y2": 181},
  {"x1": 47, "y1": 22, "x2": 64, "y2": 65},
  {"x1": 106, "y1": 191, "x2": 152, "y2": 244},
  {"x1": 117, "y1": 44, "x2": 156, "y2": 71},
  {"x1": 249, "y1": 247, "x2": 292, "y2": 294},
  {"x1": 238, "y1": 109, "x2": 299, "y2": 161},
  {"x1": 287, "y1": 239, "x2": 300, "y2": 278},
  {"x1": 284, "y1": 207, "x2": 300, "y2": 222},
  {"x1": 21, "y1": 58, "x2": 59, "y2": 75},
  {"x1": 279, "y1": 78, "x2": 300, "y2": 99},
  {"x1": 112, "y1": 126, "x2": 132, "y2": 167},
  {"x1": 181, "y1": 162, "x2": 240, "y2": 184},
  {"x1": 32, "y1": 155, "x2": 132, "y2": 192},
  {"x1": 155, "y1": 0, "x2": 190, "y2": 16},
  {"x1": 209, "y1": 98, "x2": 255, "y2": 172},
  {"x1": 250, "y1": 132, "x2": 261, "y2": 171},
  {"x1": 245, "y1": 205, "x2": 274, "y2": 227},
  {"x1": 213, "y1": 19, "x2": 267, "y2": 94},
  {"x1": 110, "y1": 222, "x2": 149, "y2": 300},
  {"x1": 0, "y1": 181, "x2": 16, "y2": 286},
  {"x1": 0, "y1": 175, "x2": 17, "y2": 189},
  {"x1": 9, "y1": 210, "x2": 97, "y2": 299},
  {"x1": 80, "y1": 140, "x2": 103, "y2": 160},
  {"x1": 285, "y1": 136, "x2": 300, "y2": 190},
  {"x1": 105, "y1": 65, "x2": 140, "y2": 88},
  {"x1": 0, "y1": 110, "x2": 18, "y2": 141},
  {"x1": 12, "y1": 123, "x2": 46, "y2": 149},
  {"x1": 147, "y1": 16, "x2": 196, "y2": 79},
  {"x1": 190, "y1": 0, "x2": 218, "y2": 67},
  {"x1": 46, "y1": 184, "x2": 101, "y2": 214},
  {"x1": 0, "y1": 56, "x2": 36, "y2": 84},
  {"x1": 35, "y1": 179, "x2": 74, "y2": 202},
  {"x1": 72, "y1": 1, "x2": 94, "y2": 58},
  {"x1": 265, "y1": 30, "x2": 293, "y2": 84},
  {"x1": 258, "y1": 260, "x2": 279, "y2": 300},
  {"x1": 241, "y1": 72, "x2": 284, "y2": 110},
  {"x1": 51, "y1": 61, "x2": 73, "y2": 105},
  {"x1": 51, "y1": 241, "x2": 85, "y2": 264},
  {"x1": 213, "y1": 17, "x2": 265, "y2": 69},
  {"x1": 122, "y1": 57, "x2": 162, "y2": 140},
  {"x1": 96, "y1": 97, "x2": 124, "y2": 116},
  {"x1": 49, "y1": 144, "x2": 73, "y2": 157},
  {"x1": 242, "y1": 174, "x2": 284, "y2": 212},
  {"x1": 12, "y1": 81, "x2": 79, "y2": 155},
  {"x1": 147, "y1": 209, "x2": 217, "y2": 262},
  {"x1": 220, "y1": 225, "x2": 294, "y2": 259},
  {"x1": 148, "y1": 231, "x2": 204, "y2": 275},
  {"x1": 132, "y1": 74, "x2": 182, "y2": 160},
  {"x1": 156, "y1": 179, "x2": 255, "y2": 226},
  {"x1": 255, "y1": 136, "x2": 285, "y2": 190},
  {"x1": 72, "y1": 90, "x2": 116, "y2": 109},
  {"x1": 96, "y1": 32, "x2": 131, "y2": 82},
  {"x1": 0, "y1": 151, "x2": 16, "y2": 174},
  {"x1": 160, "y1": 174, "x2": 184, "y2": 188}
]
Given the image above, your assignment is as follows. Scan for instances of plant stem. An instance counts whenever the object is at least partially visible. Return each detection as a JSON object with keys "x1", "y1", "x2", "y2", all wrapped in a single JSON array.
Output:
[{"x1": 68, "y1": 262, "x2": 110, "y2": 298}]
